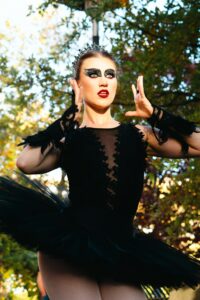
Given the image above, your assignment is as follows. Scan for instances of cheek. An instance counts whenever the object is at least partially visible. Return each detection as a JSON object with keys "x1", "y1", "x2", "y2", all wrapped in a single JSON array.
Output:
[
  {"x1": 111, "y1": 80, "x2": 117, "y2": 92},
  {"x1": 81, "y1": 79, "x2": 95, "y2": 93},
  {"x1": 80, "y1": 81, "x2": 98, "y2": 101}
]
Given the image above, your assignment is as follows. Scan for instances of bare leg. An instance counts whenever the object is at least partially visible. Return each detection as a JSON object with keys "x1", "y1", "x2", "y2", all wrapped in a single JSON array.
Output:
[
  {"x1": 37, "y1": 251, "x2": 102, "y2": 300},
  {"x1": 99, "y1": 280, "x2": 147, "y2": 300}
]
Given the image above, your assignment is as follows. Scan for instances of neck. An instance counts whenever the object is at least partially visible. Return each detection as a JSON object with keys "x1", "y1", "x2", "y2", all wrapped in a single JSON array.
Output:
[{"x1": 81, "y1": 103, "x2": 115, "y2": 127}]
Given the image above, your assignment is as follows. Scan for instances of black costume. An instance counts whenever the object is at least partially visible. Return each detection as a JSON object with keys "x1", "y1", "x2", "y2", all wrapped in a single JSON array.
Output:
[{"x1": 0, "y1": 103, "x2": 200, "y2": 290}]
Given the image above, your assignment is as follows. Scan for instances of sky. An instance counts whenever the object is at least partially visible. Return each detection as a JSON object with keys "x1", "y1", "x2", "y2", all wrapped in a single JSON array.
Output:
[
  {"x1": 0, "y1": 0, "x2": 41, "y2": 25},
  {"x1": 0, "y1": 0, "x2": 167, "y2": 69},
  {"x1": 0, "y1": 0, "x2": 69, "y2": 58},
  {"x1": 0, "y1": 0, "x2": 166, "y2": 20},
  {"x1": 0, "y1": 0, "x2": 166, "y2": 34}
]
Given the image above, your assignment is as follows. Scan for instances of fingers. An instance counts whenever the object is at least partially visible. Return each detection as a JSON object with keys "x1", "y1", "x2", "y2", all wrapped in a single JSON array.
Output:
[
  {"x1": 125, "y1": 111, "x2": 139, "y2": 117},
  {"x1": 69, "y1": 78, "x2": 78, "y2": 93},
  {"x1": 126, "y1": 75, "x2": 145, "y2": 118},
  {"x1": 131, "y1": 84, "x2": 137, "y2": 100},
  {"x1": 137, "y1": 75, "x2": 145, "y2": 97},
  {"x1": 132, "y1": 75, "x2": 145, "y2": 100},
  {"x1": 69, "y1": 78, "x2": 83, "y2": 106}
]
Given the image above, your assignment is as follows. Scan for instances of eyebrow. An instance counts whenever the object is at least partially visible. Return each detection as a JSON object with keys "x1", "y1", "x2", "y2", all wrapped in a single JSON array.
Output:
[
  {"x1": 84, "y1": 68, "x2": 99, "y2": 71},
  {"x1": 104, "y1": 69, "x2": 116, "y2": 73},
  {"x1": 84, "y1": 68, "x2": 116, "y2": 72}
]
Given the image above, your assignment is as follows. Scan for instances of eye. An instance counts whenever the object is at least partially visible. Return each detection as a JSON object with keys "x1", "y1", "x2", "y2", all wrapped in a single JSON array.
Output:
[
  {"x1": 88, "y1": 72, "x2": 98, "y2": 78},
  {"x1": 105, "y1": 70, "x2": 116, "y2": 79},
  {"x1": 84, "y1": 69, "x2": 103, "y2": 78},
  {"x1": 106, "y1": 73, "x2": 115, "y2": 79}
]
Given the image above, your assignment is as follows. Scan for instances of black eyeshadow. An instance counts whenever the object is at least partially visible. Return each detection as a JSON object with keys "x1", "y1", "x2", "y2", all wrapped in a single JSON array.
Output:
[
  {"x1": 104, "y1": 69, "x2": 116, "y2": 78},
  {"x1": 84, "y1": 68, "x2": 116, "y2": 78},
  {"x1": 84, "y1": 68, "x2": 102, "y2": 77}
]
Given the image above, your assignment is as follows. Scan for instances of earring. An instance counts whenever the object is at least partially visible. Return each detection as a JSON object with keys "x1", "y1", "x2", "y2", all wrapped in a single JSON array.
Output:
[{"x1": 71, "y1": 90, "x2": 75, "y2": 105}]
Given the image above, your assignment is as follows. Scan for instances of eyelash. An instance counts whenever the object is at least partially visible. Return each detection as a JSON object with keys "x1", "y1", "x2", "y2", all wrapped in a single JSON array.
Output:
[
  {"x1": 88, "y1": 72, "x2": 115, "y2": 78},
  {"x1": 106, "y1": 73, "x2": 115, "y2": 78},
  {"x1": 88, "y1": 73, "x2": 98, "y2": 78}
]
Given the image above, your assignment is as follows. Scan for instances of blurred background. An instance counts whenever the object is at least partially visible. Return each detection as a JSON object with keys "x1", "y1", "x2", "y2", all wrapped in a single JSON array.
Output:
[{"x1": 0, "y1": 0, "x2": 199, "y2": 299}]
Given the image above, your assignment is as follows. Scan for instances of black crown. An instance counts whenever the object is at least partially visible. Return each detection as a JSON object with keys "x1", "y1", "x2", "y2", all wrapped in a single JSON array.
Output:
[{"x1": 72, "y1": 43, "x2": 106, "y2": 77}]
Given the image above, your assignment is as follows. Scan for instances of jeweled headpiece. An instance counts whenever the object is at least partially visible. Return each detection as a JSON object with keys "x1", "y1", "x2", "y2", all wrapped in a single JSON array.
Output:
[{"x1": 72, "y1": 43, "x2": 107, "y2": 78}]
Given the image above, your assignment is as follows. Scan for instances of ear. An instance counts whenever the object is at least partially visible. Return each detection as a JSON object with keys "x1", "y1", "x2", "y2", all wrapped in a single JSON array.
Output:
[{"x1": 76, "y1": 79, "x2": 82, "y2": 88}]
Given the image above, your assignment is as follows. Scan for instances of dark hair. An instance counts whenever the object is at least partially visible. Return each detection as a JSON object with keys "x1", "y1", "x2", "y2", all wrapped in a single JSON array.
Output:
[{"x1": 74, "y1": 50, "x2": 117, "y2": 80}]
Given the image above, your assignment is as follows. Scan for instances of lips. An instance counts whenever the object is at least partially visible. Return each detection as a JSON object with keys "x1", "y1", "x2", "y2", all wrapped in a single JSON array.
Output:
[{"x1": 98, "y1": 90, "x2": 109, "y2": 98}]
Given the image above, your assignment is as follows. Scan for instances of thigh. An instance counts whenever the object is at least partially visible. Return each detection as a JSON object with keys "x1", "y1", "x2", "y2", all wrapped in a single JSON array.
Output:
[
  {"x1": 99, "y1": 280, "x2": 147, "y2": 300},
  {"x1": 37, "y1": 251, "x2": 102, "y2": 300}
]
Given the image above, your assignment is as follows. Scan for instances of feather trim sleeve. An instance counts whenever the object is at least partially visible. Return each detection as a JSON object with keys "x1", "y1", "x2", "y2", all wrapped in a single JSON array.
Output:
[
  {"x1": 17, "y1": 104, "x2": 79, "y2": 154},
  {"x1": 147, "y1": 105, "x2": 200, "y2": 155}
]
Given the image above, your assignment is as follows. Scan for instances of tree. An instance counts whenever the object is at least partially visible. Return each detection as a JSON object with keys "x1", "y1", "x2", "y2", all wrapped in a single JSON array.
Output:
[{"x1": 0, "y1": 0, "x2": 199, "y2": 296}]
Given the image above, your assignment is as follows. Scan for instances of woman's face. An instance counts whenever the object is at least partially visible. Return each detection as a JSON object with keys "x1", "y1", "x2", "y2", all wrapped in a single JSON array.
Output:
[{"x1": 77, "y1": 55, "x2": 117, "y2": 110}]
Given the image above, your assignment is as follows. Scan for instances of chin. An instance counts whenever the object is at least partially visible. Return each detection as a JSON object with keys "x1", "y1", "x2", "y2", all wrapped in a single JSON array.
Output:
[
  {"x1": 86, "y1": 98, "x2": 113, "y2": 109},
  {"x1": 94, "y1": 103, "x2": 111, "y2": 110}
]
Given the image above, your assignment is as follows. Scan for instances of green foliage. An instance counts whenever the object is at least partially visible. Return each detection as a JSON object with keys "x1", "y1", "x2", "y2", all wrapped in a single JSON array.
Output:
[
  {"x1": 111, "y1": 1, "x2": 199, "y2": 117},
  {"x1": 0, "y1": 234, "x2": 38, "y2": 297},
  {"x1": 136, "y1": 158, "x2": 200, "y2": 255},
  {"x1": 37, "y1": 0, "x2": 129, "y2": 19}
]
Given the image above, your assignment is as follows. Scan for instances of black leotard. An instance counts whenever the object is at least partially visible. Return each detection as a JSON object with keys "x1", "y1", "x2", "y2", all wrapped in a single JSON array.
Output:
[{"x1": 0, "y1": 105, "x2": 199, "y2": 289}]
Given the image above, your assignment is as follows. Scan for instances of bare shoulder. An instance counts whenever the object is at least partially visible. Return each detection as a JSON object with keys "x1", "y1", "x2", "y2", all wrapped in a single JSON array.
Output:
[{"x1": 134, "y1": 124, "x2": 149, "y2": 141}]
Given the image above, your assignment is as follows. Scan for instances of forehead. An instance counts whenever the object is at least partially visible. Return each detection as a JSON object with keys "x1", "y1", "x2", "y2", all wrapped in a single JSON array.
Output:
[{"x1": 81, "y1": 56, "x2": 116, "y2": 70}]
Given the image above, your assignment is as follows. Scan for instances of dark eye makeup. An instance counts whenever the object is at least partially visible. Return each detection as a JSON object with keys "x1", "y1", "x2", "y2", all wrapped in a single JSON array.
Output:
[
  {"x1": 104, "y1": 69, "x2": 116, "y2": 78},
  {"x1": 84, "y1": 68, "x2": 102, "y2": 78},
  {"x1": 84, "y1": 68, "x2": 116, "y2": 78}
]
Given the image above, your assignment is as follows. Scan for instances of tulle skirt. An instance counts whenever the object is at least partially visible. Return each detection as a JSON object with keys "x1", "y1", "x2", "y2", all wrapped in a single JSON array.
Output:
[{"x1": 0, "y1": 175, "x2": 199, "y2": 290}]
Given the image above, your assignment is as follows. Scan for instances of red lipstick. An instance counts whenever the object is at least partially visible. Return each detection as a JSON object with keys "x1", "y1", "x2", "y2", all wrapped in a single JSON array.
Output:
[{"x1": 98, "y1": 90, "x2": 109, "y2": 98}]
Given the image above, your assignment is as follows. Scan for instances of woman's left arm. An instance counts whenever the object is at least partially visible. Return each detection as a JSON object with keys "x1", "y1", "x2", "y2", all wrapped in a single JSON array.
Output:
[
  {"x1": 125, "y1": 76, "x2": 200, "y2": 158},
  {"x1": 135, "y1": 124, "x2": 200, "y2": 158}
]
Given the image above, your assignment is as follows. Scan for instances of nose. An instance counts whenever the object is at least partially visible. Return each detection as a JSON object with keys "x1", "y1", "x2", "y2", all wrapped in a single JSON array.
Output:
[{"x1": 99, "y1": 76, "x2": 108, "y2": 86}]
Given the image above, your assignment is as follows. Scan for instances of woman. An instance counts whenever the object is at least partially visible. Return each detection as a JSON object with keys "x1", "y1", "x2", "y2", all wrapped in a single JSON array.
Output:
[
  {"x1": 0, "y1": 46, "x2": 200, "y2": 300},
  {"x1": 37, "y1": 271, "x2": 49, "y2": 300}
]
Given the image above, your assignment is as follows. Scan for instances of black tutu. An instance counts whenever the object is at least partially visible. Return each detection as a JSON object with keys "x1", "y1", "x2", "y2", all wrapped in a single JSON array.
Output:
[{"x1": 0, "y1": 174, "x2": 199, "y2": 290}]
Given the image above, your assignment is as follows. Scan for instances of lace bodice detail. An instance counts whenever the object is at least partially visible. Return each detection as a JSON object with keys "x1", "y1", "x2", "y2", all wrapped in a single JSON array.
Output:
[
  {"x1": 90, "y1": 127, "x2": 121, "y2": 210},
  {"x1": 18, "y1": 104, "x2": 147, "y2": 218},
  {"x1": 60, "y1": 123, "x2": 147, "y2": 217}
]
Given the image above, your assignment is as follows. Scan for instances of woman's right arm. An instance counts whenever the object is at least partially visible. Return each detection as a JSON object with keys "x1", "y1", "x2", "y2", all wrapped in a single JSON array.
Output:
[
  {"x1": 16, "y1": 80, "x2": 83, "y2": 174},
  {"x1": 16, "y1": 142, "x2": 62, "y2": 174}
]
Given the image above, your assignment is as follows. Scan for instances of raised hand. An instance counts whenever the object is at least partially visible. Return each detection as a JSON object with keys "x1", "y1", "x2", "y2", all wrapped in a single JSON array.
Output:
[
  {"x1": 125, "y1": 75, "x2": 153, "y2": 119},
  {"x1": 69, "y1": 78, "x2": 83, "y2": 111}
]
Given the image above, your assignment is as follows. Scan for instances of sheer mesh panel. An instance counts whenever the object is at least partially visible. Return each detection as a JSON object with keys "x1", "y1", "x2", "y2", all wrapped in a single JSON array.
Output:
[{"x1": 91, "y1": 128, "x2": 120, "y2": 210}]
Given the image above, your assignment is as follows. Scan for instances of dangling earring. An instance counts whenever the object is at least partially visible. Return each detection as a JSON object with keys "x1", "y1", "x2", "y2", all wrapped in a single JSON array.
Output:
[{"x1": 71, "y1": 90, "x2": 75, "y2": 105}]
